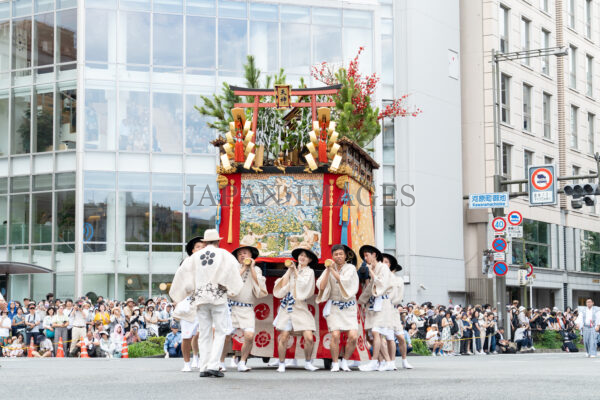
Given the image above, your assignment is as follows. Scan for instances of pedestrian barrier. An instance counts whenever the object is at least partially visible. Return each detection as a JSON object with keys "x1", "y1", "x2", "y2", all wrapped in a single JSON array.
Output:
[
  {"x1": 27, "y1": 338, "x2": 34, "y2": 357},
  {"x1": 56, "y1": 337, "x2": 65, "y2": 358},
  {"x1": 80, "y1": 338, "x2": 89, "y2": 358}
]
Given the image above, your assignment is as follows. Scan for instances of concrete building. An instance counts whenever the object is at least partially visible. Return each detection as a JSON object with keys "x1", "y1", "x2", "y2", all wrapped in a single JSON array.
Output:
[
  {"x1": 461, "y1": 0, "x2": 600, "y2": 308},
  {"x1": 0, "y1": 0, "x2": 465, "y2": 304}
]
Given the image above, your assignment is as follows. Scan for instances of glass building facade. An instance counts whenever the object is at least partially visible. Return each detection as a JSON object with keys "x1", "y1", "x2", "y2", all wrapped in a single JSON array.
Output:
[{"x1": 1, "y1": 0, "x2": 391, "y2": 300}]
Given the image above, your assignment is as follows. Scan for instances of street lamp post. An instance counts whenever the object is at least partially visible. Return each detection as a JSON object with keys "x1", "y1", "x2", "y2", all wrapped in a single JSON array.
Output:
[{"x1": 490, "y1": 46, "x2": 568, "y2": 338}]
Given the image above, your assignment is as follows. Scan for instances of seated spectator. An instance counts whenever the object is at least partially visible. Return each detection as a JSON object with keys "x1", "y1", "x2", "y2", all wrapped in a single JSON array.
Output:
[
  {"x1": 560, "y1": 329, "x2": 579, "y2": 353},
  {"x1": 2, "y1": 336, "x2": 12, "y2": 357},
  {"x1": 494, "y1": 328, "x2": 515, "y2": 354},
  {"x1": 98, "y1": 331, "x2": 115, "y2": 358},
  {"x1": 514, "y1": 323, "x2": 533, "y2": 351},
  {"x1": 164, "y1": 322, "x2": 182, "y2": 358},
  {"x1": 71, "y1": 330, "x2": 100, "y2": 358},
  {"x1": 408, "y1": 323, "x2": 419, "y2": 339},
  {"x1": 9, "y1": 334, "x2": 25, "y2": 357},
  {"x1": 32, "y1": 333, "x2": 54, "y2": 358},
  {"x1": 111, "y1": 324, "x2": 125, "y2": 358},
  {"x1": 126, "y1": 324, "x2": 142, "y2": 345},
  {"x1": 426, "y1": 324, "x2": 443, "y2": 356}
]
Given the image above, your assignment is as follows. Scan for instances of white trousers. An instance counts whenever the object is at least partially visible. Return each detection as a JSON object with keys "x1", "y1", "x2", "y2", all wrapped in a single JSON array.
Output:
[{"x1": 197, "y1": 303, "x2": 229, "y2": 372}]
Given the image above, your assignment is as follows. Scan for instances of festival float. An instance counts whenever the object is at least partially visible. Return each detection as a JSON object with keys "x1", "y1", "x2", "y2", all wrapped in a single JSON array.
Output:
[{"x1": 199, "y1": 51, "x2": 420, "y2": 366}]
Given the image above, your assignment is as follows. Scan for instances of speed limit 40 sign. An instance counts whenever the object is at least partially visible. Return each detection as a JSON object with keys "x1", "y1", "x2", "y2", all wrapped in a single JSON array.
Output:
[{"x1": 528, "y1": 165, "x2": 557, "y2": 206}]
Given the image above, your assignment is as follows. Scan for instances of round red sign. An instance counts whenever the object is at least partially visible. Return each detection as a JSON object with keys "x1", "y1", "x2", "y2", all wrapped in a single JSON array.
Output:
[{"x1": 531, "y1": 168, "x2": 553, "y2": 191}]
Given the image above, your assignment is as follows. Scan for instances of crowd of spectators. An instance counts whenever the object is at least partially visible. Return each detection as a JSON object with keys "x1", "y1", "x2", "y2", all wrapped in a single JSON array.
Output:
[
  {"x1": 398, "y1": 300, "x2": 581, "y2": 356},
  {"x1": 0, "y1": 293, "x2": 175, "y2": 358},
  {"x1": 0, "y1": 293, "x2": 585, "y2": 358}
]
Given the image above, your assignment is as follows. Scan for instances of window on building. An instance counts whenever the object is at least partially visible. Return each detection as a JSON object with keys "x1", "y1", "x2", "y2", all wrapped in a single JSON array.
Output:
[
  {"x1": 581, "y1": 230, "x2": 600, "y2": 272},
  {"x1": 570, "y1": 45, "x2": 577, "y2": 89},
  {"x1": 540, "y1": 0, "x2": 548, "y2": 13},
  {"x1": 587, "y1": 54, "x2": 593, "y2": 97},
  {"x1": 541, "y1": 29, "x2": 550, "y2": 75},
  {"x1": 521, "y1": 18, "x2": 530, "y2": 65},
  {"x1": 499, "y1": 5, "x2": 509, "y2": 53},
  {"x1": 523, "y1": 84, "x2": 532, "y2": 132},
  {"x1": 524, "y1": 150, "x2": 534, "y2": 178},
  {"x1": 543, "y1": 92, "x2": 551, "y2": 139},
  {"x1": 544, "y1": 156, "x2": 554, "y2": 165},
  {"x1": 586, "y1": 0, "x2": 592, "y2": 39},
  {"x1": 501, "y1": 74, "x2": 510, "y2": 123},
  {"x1": 589, "y1": 113, "x2": 595, "y2": 154},
  {"x1": 512, "y1": 219, "x2": 550, "y2": 268},
  {"x1": 502, "y1": 143, "x2": 512, "y2": 178},
  {"x1": 571, "y1": 105, "x2": 578, "y2": 148},
  {"x1": 568, "y1": 0, "x2": 576, "y2": 29},
  {"x1": 573, "y1": 165, "x2": 581, "y2": 183}
]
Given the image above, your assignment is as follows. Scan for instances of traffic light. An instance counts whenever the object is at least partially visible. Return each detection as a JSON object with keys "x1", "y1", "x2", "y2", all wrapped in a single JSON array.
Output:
[{"x1": 564, "y1": 183, "x2": 599, "y2": 208}]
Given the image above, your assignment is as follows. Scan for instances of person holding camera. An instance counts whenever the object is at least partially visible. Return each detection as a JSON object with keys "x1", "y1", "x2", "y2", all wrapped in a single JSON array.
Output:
[
  {"x1": 69, "y1": 302, "x2": 87, "y2": 355},
  {"x1": 24, "y1": 303, "x2": 41, "y2": 345}
]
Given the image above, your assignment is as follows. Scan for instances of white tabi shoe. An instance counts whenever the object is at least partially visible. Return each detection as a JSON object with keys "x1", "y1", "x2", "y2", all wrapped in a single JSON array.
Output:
[
  {"x1": 219, "y1": 362, "x2": 227, "y2": 372},
  {"x1": 230, "y1": 357, "x2": 239, "y2": 368},
  {"x1": 181, "y1": 362, "x2": 192, "y2": 372},
  {"x1": 285, "y1": 358, "x2": 298, "y2": 367},
  {"x1": 190, "y1": 357, "x2": 199, "y2": 369},
  {"x1": 358, "y1": 360, "x2": 379, "y2": 372},
  {"x1": 304, "y1": 360, "x2": 319, "y2": 371},
  {"x1": 402, "y1": 359, "x2": 413, "y2": 369},
  {"x1": 277, "y1": 362, "x2": 286, "y2": 373},
  {"x1": 591, "y1": 355, "x2": 597, "y2": 358},
  {"x1": 389, "y1": 361, "x2": 398, "y2": 371},
  {"x1": 330, "y1": 362, "x2": 340, "y2": 372},
  {"x1": 268, "y1": 358, "x2": 280, "y2": 367},
  {"x1": 339, "y1": 359, "x2": 351, "y2": 372},
  {"x1": 237, "y1": 361, "x2": 251, "y2": 372}
]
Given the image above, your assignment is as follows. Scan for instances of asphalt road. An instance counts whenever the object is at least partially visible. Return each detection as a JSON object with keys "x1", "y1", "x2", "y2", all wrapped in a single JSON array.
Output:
[{"x1": 1, "y1": 353, "x2": 598, "y2": 399}]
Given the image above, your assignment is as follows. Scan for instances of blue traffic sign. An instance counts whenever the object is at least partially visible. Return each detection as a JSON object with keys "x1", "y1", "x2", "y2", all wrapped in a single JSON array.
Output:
[
  {"x1": 493, "y1": 261, "x2": 508, "y2": 276},
  {"x1": 492, "y1": 238, "x2": 507, "y2": 252}
]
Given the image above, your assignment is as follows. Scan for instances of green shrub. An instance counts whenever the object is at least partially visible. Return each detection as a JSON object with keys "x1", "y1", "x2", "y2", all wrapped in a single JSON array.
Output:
[
  {"x1": 532, "y1": 330, "x2": 562, "y2": 349},
  {"x1": 411, "y1": 339, "x2": 431, "y2": 356},
  {"x1": 148, "y1": 336, "x2": 166, "y2": 346},
  {"x1": 129, "y1": 340, "x2": 165, "y2": 358}
]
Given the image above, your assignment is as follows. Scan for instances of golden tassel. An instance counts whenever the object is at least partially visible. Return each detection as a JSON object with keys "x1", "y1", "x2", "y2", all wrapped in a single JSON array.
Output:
[{"x1": 228, "y1": 179, "x2": 234, "y2": 243}]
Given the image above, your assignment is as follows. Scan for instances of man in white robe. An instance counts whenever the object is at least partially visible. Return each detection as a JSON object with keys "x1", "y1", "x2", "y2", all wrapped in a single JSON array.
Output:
[
  {"x1": 170, "y1": 229, "x2": 243, "y2": 378},
  {"x1": 221, "y1": 245, "x2": 268, "y2": 372},
  {"x1": 316, "y1": 244, "x2": 359, "y2": 372}
]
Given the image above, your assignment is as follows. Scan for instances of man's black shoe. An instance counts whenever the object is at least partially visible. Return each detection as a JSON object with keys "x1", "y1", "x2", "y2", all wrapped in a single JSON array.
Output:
[
  {"x1": 207, "y1": 369, "x2": 224, "y2": 377},
  {"x1": 200, "y1": 371, "x2": 212, "y2": 378}
]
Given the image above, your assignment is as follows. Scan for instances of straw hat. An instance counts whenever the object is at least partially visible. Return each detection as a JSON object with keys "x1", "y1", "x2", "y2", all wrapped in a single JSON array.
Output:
[
  {"x1": 201, "y1": 229, "x2": 223, "y2": 242},
  {"x1": 291, "y1": 247, "x2": 319, "y2": 268},
  {"x1": 231, "y1": 245, "x2": 259, "y2": 260}
]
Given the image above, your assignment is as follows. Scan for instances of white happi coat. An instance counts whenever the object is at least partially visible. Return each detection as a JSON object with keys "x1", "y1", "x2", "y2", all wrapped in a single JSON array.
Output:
[
  {"x1": 273, "y1": 266, "x2": 316, "y2": 332},
  {"x1": 389, "y1": 273, "x2": 405, "y2": 332},
  {"x1": 169, "y1": 245, "x2": 243, "y2": 308},
  {"x1": 316, "y1": 263, "x2": 359, "y2": 331},
  {"x1": 228, "y1": 264, "x2": 268, "y2": 330},
  {"x1": 357, "y1": 262, "x2": 394, "y2": 330},
  {"x1": 171, "y1": 256, "x2": 197, "y2": 323}
]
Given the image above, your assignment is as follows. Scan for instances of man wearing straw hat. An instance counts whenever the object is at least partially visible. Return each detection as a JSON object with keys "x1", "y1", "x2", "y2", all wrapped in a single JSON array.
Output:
[
  {"x1": 316, "y1": 244, "x2": 359, "y2": 372},
  {"x1": 357, "y1": 244, "x2": 395, "y2": 372},
  {"x1": 220, "y1": 245, "x2": 268, "y2": 372},
  {"x1": 381, "y1": 253, "x2": 413, "y2": 370},
  {"x1": 170, "y1": 229, "x2": 243, "y2": 378},
  {"x1": 173, "y1": 236, "x2": 204, "y2": 372}
]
